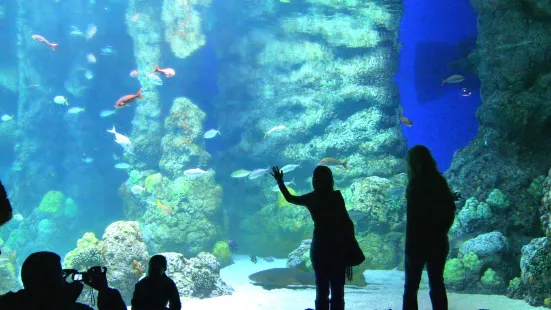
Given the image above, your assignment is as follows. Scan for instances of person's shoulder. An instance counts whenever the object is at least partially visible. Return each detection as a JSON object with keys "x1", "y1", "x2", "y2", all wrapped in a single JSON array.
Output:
[{"x1": 73, "y1": 302, "x2": 94, "y2": 310}]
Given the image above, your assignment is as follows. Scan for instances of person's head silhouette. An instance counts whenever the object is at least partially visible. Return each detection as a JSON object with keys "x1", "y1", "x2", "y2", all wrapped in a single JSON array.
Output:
[
  {"x1": 147, "y1": 254, "x2": 168, "y2": 277},
  {"x1": 21, "y1": 251, "x2": 64, "y2": 293},
  {"x1": 406, "y1": 145, "x2": 438, "y2": 180},
  {"x1": 313, "y1": 165, "x2": 334, "y2": 192}
]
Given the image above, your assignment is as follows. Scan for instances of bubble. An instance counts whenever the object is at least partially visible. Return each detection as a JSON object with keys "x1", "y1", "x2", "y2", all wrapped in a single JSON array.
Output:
[{"x1": 461, "y1": 88, "x2": 472, "y2": 97}]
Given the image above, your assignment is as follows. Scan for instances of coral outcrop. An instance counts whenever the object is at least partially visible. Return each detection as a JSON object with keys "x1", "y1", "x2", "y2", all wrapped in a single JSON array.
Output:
[
  {"x1": 120, "y1": 97, "x2": 225, "y2": 256},
  {"x1": 161, "y1": 0, "x2": 211, "y2": 58},
  {"x1": 125, "y1": 0, "x2": 164, "y2": 169},
  {"x1": 446, "y1": 0, "x2": 551, "y2": 233},
  {"x1": 211, "y1": 0, "x2": 405, "y2": 255},
  {"x1": 162, "y1": 252, "x2": 233, "y2": 299}
]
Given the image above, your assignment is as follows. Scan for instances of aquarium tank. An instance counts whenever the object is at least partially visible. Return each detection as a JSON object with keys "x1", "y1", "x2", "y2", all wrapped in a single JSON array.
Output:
[{"x1": 0, "y1": 0, "x2": 550, "y2": 309}]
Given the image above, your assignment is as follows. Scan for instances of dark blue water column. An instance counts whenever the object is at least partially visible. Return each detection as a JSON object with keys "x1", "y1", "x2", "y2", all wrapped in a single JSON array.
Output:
[{"x1": 396, "y1": 0, "x2": 480, "y2": 171}]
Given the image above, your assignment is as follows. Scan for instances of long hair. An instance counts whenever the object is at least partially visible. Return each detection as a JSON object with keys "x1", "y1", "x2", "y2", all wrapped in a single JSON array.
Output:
[
  {"x1": 313, "y1": 165, "x2": 334, "y2": 192},
  {"x1": 406, "y1": 145, "x2": 439, "y2": 181},
  {"x1": 147, "y1": 254, "x2": 167, "y2": 277}
]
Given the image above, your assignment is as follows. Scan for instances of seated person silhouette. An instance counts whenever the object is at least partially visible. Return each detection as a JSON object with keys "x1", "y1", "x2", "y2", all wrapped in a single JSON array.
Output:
[
  {"x1": 131, "y1": 254, "x2": 181, "y2": 310},
  {"x1": 0, "y1": 251, "x2": 126, "y2": 310},
  {"x1": 0, "y1": 180, "x2": 13, "y2": 228}
]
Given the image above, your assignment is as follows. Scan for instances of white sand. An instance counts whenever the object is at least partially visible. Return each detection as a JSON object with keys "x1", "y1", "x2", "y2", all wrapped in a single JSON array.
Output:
[{"x1": 170, "y1": 255, "x2": 546, "y2": 310}]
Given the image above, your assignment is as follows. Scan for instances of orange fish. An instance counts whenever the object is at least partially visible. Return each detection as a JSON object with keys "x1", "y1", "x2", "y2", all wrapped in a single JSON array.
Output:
[
  {"x1": 114, "y1": 88, "x2": 143, "y2": 108},
  {"x1": 156, "y1": 200, "x2": 173, "y2": 216},
  {"x1": 317, "y1": 158, "x2": 348, "y2": 169},
  {"x1": 153, "y1": 64, "x2": 176, "y2": 78},
  {"x1": 400, "y1": 115, "x2": 413, "y2": 127},
  {"x1": 31, "y1": 34, "x2": 58, "y2": 51}
]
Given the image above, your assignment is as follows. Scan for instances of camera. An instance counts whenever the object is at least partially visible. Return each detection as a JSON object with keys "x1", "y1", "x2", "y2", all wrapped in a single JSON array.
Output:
[{"x1": 63, "y1": 266, "x2": 107, "y2": 289}]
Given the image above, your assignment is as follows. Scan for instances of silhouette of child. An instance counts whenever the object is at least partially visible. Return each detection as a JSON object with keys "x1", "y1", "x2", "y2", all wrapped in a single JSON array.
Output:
[
  {"x1": 271, "y1": 165, "x2": 355, "y2": 310},
  {"x1": 402, "y1": 145, "x2": 456, "y2": 310},
  {"x1": 131, "y1": 254, "x2": 181, "y2": 310}
]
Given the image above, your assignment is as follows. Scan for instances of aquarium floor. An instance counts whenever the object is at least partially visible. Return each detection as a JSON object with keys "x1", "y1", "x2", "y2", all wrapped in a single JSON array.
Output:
[{"x1": 130, "y1": 255, "x2": 545, "y2": 310}]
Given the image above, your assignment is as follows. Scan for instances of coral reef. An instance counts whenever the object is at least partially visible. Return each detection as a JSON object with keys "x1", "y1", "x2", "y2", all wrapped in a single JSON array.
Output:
[
  {"x1": 540, "y1": 168, "x2": 551, "y2": 237},
  {"x1": 125, "y1": 0, "x2": 164, "y2": 169},
  {"x1": 518, "y1": 237, "x2": 551, "y2": 307},
  {"x1": 161, "y1": 0, "x2": 211, "y2": 58},
  {"x1": 446, "y1": 0, "x2": 551, "y2": 233},
  {"x1": 97, "y1": 221, "x2": 150, "y2": 303},
  {"x1": 211, "y1": 241, "x2": 233, "y2": 268},
  {"x1": 119, "y1": 98, "x2": 225, "y2": 256},
  {"x1": 161, "y1": 251, "x2": 233, "y2": 299},
  {"x1": 159, "y1": 97, "x2": 211, "y2": 179},
  {"x1": 343, "y1": 173, "x2": 407, "y2": 234},
  {"x1": 63, "y1": 232, "x2": 103, "y2": 271},
  {"x1": 37, "y1": 190, "x2": 65, "y2": 216},
  {"x1": 212, "y1": 0, "x2": 405, "y2": 254},
  {"x1": 444, "y1": 232, "x2": 513, "y2": 294}
]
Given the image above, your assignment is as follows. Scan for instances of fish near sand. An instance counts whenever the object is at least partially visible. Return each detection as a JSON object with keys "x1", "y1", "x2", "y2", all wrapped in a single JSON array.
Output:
[
  {"x1": 318, "y1": 158, "x2": 348, "y2": 169},
  {"x1": 249, "y1": 268, "x2": 316, "y2": 288},
  {"x1": 115, "y1": 88, "x2": 142, "y2": 108},
  {"x1": 441, "y1": 74, "x2": 465, "y2": 86},
  {"x1": 153, "y1": 64, "x2": 176, "y2": 78},
  {"x1": 106, "y1": 125, "x2": 134, "y2": 153},
  {"x1": 400, "y1": 115, "x2": 413, "y2": 127},
  {"x1": 31, "y1": 34, "x2": 58, "y2": 51}
]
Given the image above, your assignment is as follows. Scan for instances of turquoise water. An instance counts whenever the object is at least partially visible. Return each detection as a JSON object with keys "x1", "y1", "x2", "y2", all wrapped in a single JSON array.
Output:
[{"x1": 0, "y1": 0, "x2": 549, "y2": 309}]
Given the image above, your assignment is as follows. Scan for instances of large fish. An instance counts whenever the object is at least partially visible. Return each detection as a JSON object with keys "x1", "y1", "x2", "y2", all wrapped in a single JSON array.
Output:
[
  {"x1": 248, "y1": 268, "x2": 316, "y2": 288},
  {"x1": 318, "y1": 158, "x2": 348, "y2": 169}
]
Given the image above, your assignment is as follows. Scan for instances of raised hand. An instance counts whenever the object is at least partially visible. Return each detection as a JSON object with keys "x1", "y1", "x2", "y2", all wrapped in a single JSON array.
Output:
[{"x1": 270, "y1": 166, "x2": 284, "y2": 183}]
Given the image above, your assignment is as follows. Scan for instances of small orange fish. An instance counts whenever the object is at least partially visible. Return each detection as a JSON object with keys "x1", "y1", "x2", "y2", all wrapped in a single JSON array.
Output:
[
  {"x1": 400, "y1": 115, "x2": 413, "y2": 127},
  {"x1": 115, "y1": 88, "x2": 143, "y2": 108},
  {"x1": 156, "y1": 200, "x2": 173, "y2": 216},
  {"x1": 153, "y1": 64, "x2": 176, "y2": 78}
]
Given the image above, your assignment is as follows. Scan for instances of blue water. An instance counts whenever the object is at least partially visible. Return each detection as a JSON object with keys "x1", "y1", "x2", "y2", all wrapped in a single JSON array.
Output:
[
  {"x1": 0, "y1": 0, "x2": 532, "y2": 308},
  {"x1": 397, "y1": 0, "x2": 480, "y2": 171}
]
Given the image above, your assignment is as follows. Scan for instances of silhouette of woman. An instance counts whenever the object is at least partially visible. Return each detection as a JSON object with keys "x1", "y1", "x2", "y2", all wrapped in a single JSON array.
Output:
[
  {"x1": 402, "y1": 145, "x2": 456, "y2": 310},
  {"x1": 131, "y1": 255, "x2": 181, "y2": 310},
  {"x1": 271, "y1": 165, "x2": 356, "y2": 310}
]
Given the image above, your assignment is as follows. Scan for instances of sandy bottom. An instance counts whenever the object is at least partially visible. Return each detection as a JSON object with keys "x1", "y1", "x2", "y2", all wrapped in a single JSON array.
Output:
[{"x1": 133, "y1": 255, "x2": 546, "y2": 310}]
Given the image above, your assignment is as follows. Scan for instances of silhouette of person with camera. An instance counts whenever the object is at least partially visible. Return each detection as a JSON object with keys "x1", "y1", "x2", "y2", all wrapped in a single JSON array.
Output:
[
  {"x1": 0, "y1": 180, "x2": 13, "y2": 227},
  {"x1": 131, "y1": 254, "x2": 181, "y2": 310},
  {"x1": 0, "y1": 251, "x2": 126, "y2": 310},
  {"x1": 271, "y1": 165, "x2": 362, "y2": 310}
]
